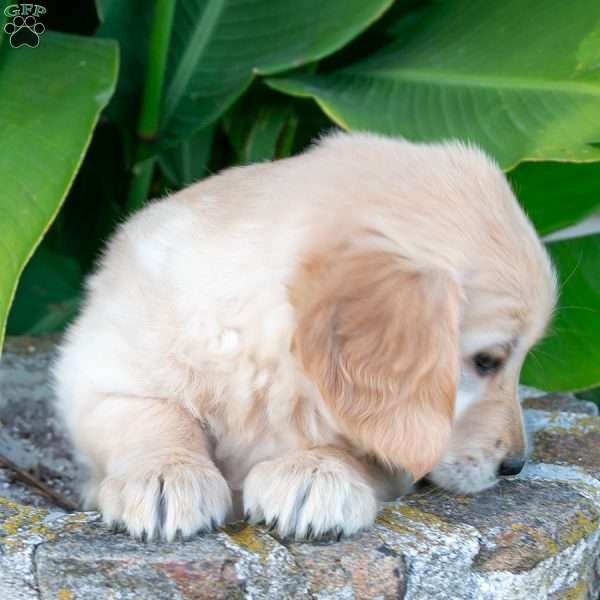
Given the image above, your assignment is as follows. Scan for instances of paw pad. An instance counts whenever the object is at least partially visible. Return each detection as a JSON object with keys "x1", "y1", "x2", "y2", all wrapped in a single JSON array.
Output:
[{"x1": 4, "y1": 15, "x2": 45, "y2": 48}]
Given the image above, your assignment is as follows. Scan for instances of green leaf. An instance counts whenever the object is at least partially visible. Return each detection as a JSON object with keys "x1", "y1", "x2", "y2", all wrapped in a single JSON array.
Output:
[
  {"x1": 158, "y1": 125, "x2": 215, "y2": 188},
  {"x1": 0, "y1": 32, "x2": 118, "y2": 350},
  {"x1": 223, "y1": 84, "x2": 297, "y2": 165},
  {"x1": 6, "y1": 246, "x2": 81, "y2": 335},
  {"x1": 96, "y1": 0, "x2": 392, "y2": 155},
  {"x1": 225, "y1": 103, "x2": 293, "y2": 165},
  {"x1": 522, "y1": 234, "x2": 600, "y2": 392},
  {"x1": 27, "y1": 296, "x2": 81, "y2": 336},
  {"x1": 576, "y1": 386, "x2": 600, "y2": 408},
  {"x1": 47, "y1": 122, "x2": 125, "y2": 272},
  {"x1": 509, "y1": 162, "x2": 600, "y2": 236},
  {"x1": 95, "y1": 0, "x2": 112, "y2": 24},
  {"x1": 96, "y1": 0, "x2": 152, "y2": 134},
  {"x1": 268, "y1": 0, "x2": 600, "y2": 169}
]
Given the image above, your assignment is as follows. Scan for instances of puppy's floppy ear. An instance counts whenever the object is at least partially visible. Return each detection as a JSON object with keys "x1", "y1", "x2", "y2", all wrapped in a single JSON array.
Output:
[{"x1": 292, "y1": 250, "x2": 461, "y2": 481}]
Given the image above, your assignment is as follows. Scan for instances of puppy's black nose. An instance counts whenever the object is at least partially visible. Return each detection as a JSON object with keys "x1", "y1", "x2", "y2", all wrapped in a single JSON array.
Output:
[{"x1": 498, "y1": 456, "x2": 525, "y2": 477}]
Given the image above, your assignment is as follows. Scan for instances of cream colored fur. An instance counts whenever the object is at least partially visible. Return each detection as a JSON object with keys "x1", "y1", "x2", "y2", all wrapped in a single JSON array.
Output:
[{"x1": 53, "y1": 132, "x2": 556, "y2": 541}]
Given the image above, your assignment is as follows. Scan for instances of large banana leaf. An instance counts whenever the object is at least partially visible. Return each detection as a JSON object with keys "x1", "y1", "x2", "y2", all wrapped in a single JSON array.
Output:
[
  {"x1": 522, "y1": 234, "x2": 600, "y2": 392},
  {"x1": 268, "y1": 0, "x2": 600, "y2": 170},
  {"x1": 0, "y1": 33, "x2": 118, "y2": 350},
  {"x1": 510, "y1": 162, "x2": 600, "y2": 236},
  {"x1": 96, "y1": 0, "x2": 392, "y2": 155}
]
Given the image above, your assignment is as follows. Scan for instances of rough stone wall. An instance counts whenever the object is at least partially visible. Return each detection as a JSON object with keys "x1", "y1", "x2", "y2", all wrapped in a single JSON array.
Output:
[{"x1": 0, "y1": 337, "x2": 599, "y2": 599}]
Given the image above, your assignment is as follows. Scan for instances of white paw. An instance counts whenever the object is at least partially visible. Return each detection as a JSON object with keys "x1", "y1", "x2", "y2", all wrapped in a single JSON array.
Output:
[
  {"x1": 97, "y1": 461, "x2": 232, "y2": 541},
  {"x1": 243, "y1": 452, "x2": 377, "y2": 540}
]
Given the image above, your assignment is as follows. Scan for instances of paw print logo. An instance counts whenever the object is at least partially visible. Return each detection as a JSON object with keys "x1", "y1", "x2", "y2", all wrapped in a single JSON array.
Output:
[{"x1": 4, "y1": 15, "x2": 45, "y2": 48}]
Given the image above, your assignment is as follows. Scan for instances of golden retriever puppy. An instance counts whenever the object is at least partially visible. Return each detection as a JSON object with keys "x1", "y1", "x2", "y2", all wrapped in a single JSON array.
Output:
[{"x1": 53, "y1": 132, "x2": 556, "y2": 541}]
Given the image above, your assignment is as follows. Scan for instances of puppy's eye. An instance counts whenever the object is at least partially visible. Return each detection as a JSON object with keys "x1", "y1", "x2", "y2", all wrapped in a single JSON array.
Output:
[{"x1": 473, "y1": 352, "x2": 504, "y2": 376}]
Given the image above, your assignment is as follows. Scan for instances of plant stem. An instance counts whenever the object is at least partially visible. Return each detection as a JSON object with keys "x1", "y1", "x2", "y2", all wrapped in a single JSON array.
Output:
[
  {"x1": 276, "y1": 112, "x2": 300, "y2": 159},
  {"x1": 125, "y1": 0, "x2": 176, "y2": 213},
  {"x1": 127, "y1": 158, "x2": 156, "y2": 212}
]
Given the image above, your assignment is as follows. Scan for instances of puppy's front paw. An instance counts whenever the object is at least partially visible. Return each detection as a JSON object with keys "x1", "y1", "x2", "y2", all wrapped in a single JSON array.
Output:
[
  {"x1": 243, "y1": 451, "x2": 377, "y2": 540},
  {"x1": 97, "y1": 460, "x2": 232, "y2": 541}
]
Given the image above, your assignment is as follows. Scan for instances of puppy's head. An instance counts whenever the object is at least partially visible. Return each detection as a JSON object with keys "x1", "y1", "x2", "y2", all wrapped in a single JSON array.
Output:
[
  {"x1": 429, "y1": 240, "x2": 556, "y2": 494},
  {"x1": 291, "y1": 134, "x2": 556, "y2": 491}
]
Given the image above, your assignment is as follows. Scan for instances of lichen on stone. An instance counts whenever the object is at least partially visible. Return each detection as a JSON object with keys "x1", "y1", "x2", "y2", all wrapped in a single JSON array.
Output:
[
  {"x1": 509, "y1": 522, "x2": 559, "y2": 556},
  {"x1": 56, "y1": 588, "x2": 75, "y2": 600},
  {"x1": 560, "y1": 510, "x2": 599, "y2": 546},
  {"x1": 0, "y1": 496, "x2": 49, "y2": 550},
  {"x1": 223, "y1": 522, "x2": 272, "y2": 560},
  {"x1": 377, "y1": 503, "x2": 455, "y2": 536},
  {"x1": 557, "y1": 579, "x2": 587, "y2": 600}
]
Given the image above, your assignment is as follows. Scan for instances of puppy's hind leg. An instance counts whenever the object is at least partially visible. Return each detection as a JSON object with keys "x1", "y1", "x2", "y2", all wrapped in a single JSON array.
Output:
[{"x1": 76, "y1": 396, "x2": 231, "y2": 541}]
